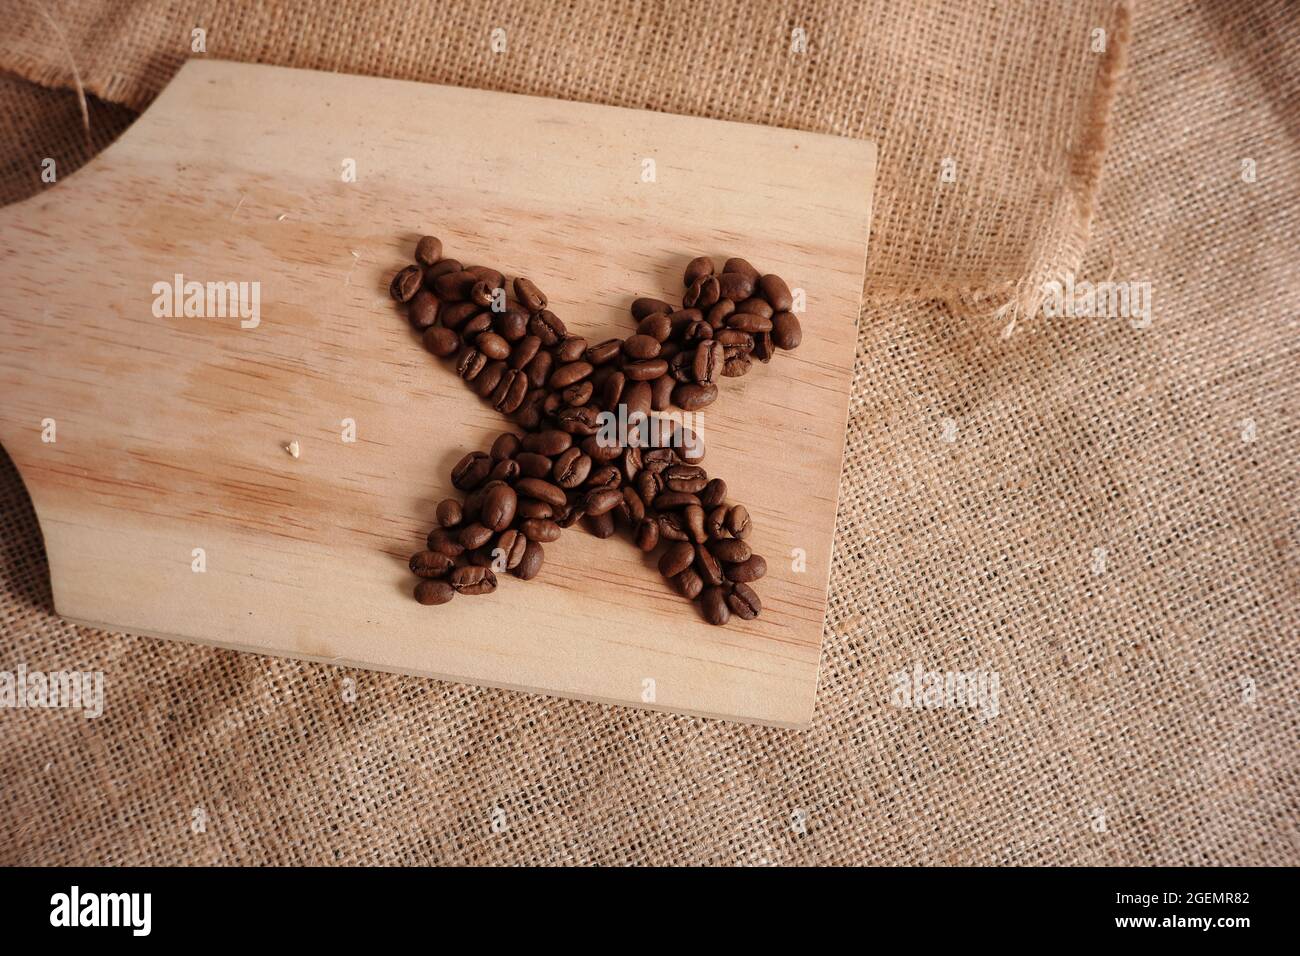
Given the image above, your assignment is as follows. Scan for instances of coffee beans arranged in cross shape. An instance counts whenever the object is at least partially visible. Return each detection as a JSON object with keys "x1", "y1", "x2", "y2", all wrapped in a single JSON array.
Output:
[{"x1": 391, "y1": 237, "x2": 800, "y2": 625}]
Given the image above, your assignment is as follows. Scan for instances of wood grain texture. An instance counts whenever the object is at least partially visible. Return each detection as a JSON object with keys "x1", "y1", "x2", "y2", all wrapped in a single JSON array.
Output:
[{"x1": 0, "y1": 60, "x2": 874, "y2": 728}]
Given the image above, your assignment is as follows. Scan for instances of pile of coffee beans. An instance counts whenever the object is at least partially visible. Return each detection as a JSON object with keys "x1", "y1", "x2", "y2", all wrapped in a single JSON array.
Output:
[{"x1": 392, "y1": 238, "x2": 801, "y2": 625}]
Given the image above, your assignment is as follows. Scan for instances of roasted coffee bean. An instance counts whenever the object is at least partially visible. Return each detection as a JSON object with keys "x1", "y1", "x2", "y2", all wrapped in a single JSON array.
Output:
[
  {"x1": 423, "y1": 258, "x2": 463, "y2": 285},
  {"x1": 390, "y1": 265, "x2": 423, "y2": 302},
  {"x1": 708, "y1": 538, "x2": 751, "y2": 564},
  {"x1": 528, "y1": 309, "x2": 566, "y2": 345},
  {"x1": 583, "y1": 434, "x2": 623, "y2": 464},
  {"x1": 513, "y1": 397, "x2": 543, "y2": 430},
  {"x1": 624, "y1": 358, "x2": 670, "y2": 381},
  {"x1": 556, "y1": 405, "x2": 601, "y2": 436},
  {"x1": 456, "y1": 347, "x2": 487, "y2": 381},
  {"x1": 489, "y1": 458, "x2": 520, "y2": 483},
  {"x1": 705, "y1": 504, "x2": 729, "y2": 539},
  {"x1": 494, "y1": 307, "x2": 529, "y2": 341},
  {"x1": 726, "y1": 582, "x2": 762, "y2": 619},
  {"x1": 516, "y1": 452, "x2": 554, "y2": 477},
  {"x1": 596, "y1": 370, "x2": 625, "y2": 411},
  {"x1": 658, "y1": 512, "x2": 690, "y2": 542},
  {"x1": 561, "y1": 380, "x2": 594, "y2": 406},
  {"x1": 461, "y1": 486, "x2": 486, "y2": 521},
  {"x1": 515, "y1": 477, "x2": 568, "y2": 509},
  {"x1": 457, "y1": 522, "x2": 494, "y2": 549},
  {"x1": 466, "y1": 543, "x2": 496, "y2": 568},
  {"x1": 632, "y1": 297, "x2": 676, "y2": 320},
  {"x1": 725, "y1": 553, "x2": 767, "y2": 583},
  {"x1": 451, "y1": 451, "x2": 492, "y2": 490},
  {"x1": 475, "y1": 331, "x2": 511, "y2": 361},
  {"x1": 684, "y1": 275, "x2": 720, "y2": 310},
  {"x1": 613, "y1": 487, "x2": 644, "y2": 526},
  {"x1": 585, "y1": 464, "x2": 621, "y2": 490},
  {"x1": 673, "y1": 568, "x2": 704, "y2": 600},
  {"x1": 683, "y1": 256, "x2": 715, "y2": 286},
  {"x1": 622, "y1": 334, "x2": 662, "y2": 360},
  {"x1": 474, "y1": 360, "x2": 507, "y2": 397},
  {"x1": 723, "y1": 353, "x2": 752, "y2": 377},
  {"x1": 438, "y1": 301, "x2": 480, "y2": 330},
  {"x1": 636, "y1": 470, "x2": 663, "y2": 504},
  {"x1": 553, "y1": 447, "x2": 593, "y2": 488},
  {"x1": 555, "y1": 502, "x2": 584, "y2": 528},
  {"x1": 771, "y1": 311, "x2": 802, "y2": 350},
  {"x1": 409, "y1": 550, "x2": 455, "y2": 578},
  {"x1": 650, "y1": 374, "x2": 675, "y2": 411},
  {"x1": 426, "y1": 527, "x2": 465, "y2": 558},
  {"x1": 464, "y1": 265, "x2": 505, "y2": 289},
  {"x1": 726, "y1": 504, "x2": 750, "y2": 538},
  {"x1": 701, "y1": 586, "x2": 730, "y2": 625},
  {"x1": 654, "y1": 490, "x2": 699, "y2": 510},
  {"x1": 468, "y1": 280, "x2": 494, "y2": 308},
  {"x1": 664, "y1": 464, "x2": 708, "y2": 493},
  {"x1": 733, "y1": 296, "x2": 773, "y2": 319},
  {"x1": 637, "y1": 313, "x2": 673, "y2": 342},
  {"x1": 490, "y1": 432, "x2": 521, "y2": 461},
  {"x1": 726, "y1": 311, "x2": 772, "y2": 333},
  {"x1": 408, "y1": 289, "x2": 439, "y2": 330},
  {"x1": 723, "y1": 257, "x2": 760, "y2": 281},
  {"x1": 666, "y1": 350, "x2": 693, "y2": 383},
  {"x1": 414, "y1": 236, "x2": 443, "y2": 266},
  {"x1": 659, "y1": 541, "x2": 696, "y2": 578},
  {"x1": 586, "y1": 338, "x2": 623, "y2": 365},
  {"x1": 460, "y1": 313, "x2": 493, "y2": 341},
  {"x1": 482, "y1": 483, "x2": 518, "y2": 531},
  {"x1": 694, "y1": 541, "x2": 724, "y2": 587},
  {"x1": 523, "y1": 428, "x2": 571, "y2": 457},
  {"x1": 634, "y1": 516, "x2": 660, "y2": 551},
  {"x1": 509, "y1": 334, "x2": 542, "y2": 369},
  {"x1": 715, "y1": 328, "x2": 754, "y2": 350},
  {"x1": 414, "y1": 579, "x2": 455, "y2": 605},
  {"x1": 549, "y1": 361, "x2": 593, "y2": 389},
  {"x1": 436, "y1": 498, "x2": 464, "y2": 528},
  {"x1": 619, "y1": 380, "x2": 650, "y2": 424},
  {"x1": 584, "y1": 511, "x2": 616, "y2": 538},
  {"x1": 491, "y1": 529, "x2": 527, "y2": 570},
  {"x1": 699, "y1": 478, "x2": 727, "y2": 508},
  {"x1": 584, "y1": 486, "x2": 623, "y2": 516},
  {"x1": 517, "y1": 499, "x2": 553, "y2": 520},
  {"x1": 752, "y1": 331, "x2": 775, "y2": 362},
  {"x1": 491, "y1": 369, "x2": 529, "y2": 413},
  {"x1": 514, "y1": 277, "x2": 547, "y2": 312},
  {"x1": 450, "y1": 565, "x2": 497, "y2": 595},
  {"x1": 423, "y1": 325, "x2": 460, "y2": 357},
  {"x1": 524, "y1": 350, "x2": 553, "y2": 389},
  {"x1": 757, "y1": 274, "x2": 793, "y2": 312},
  {"x1": 673, "y1": 382, "x2": 718, "y2": 411},
  {"x1": 512, "y1": 539, "x2": 545, "y2": 579},
  {"x1": 621, "y1": 445, "x2": 643, "y2": 481},
  {"x1": 433, "y1": 269, "x2": 477, "y2": 301},
  {"x1": 552, "y1": 335, "x2": 585, "y2": 363},
  {"x1": 520, "y1": 518, "x2": 562, "y2": 543},
  {"x1": 716, "y1": 271, "x2": 754, "y2": 301},
  {"x1": 669, "y1": 307, "x2": 704, "y2": 330}
]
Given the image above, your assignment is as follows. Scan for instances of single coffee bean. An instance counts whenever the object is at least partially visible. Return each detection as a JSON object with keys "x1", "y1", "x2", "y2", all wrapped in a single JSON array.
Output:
[
  {"x1": 715, "y1": 328, "x2": 753, "y2": 350},
  {"x1": 705, "y1": 299, "x2": 734, "y2": 331},
  {"x1": 469, "y1": 280, "x2": 495, "y2": 308},
  {"x1": 716, "y1": 271, "x2": 754, "y2": 301},
  {"x1": 684, "y1": 275, "x2": 720, "y2": 309},
  {"x1": 584, "y1": 511, "x2": 616, "y2": 538},
  {"x1": 553, "y1": 335, "x2": 585, "y2": 364},
  {"x1": 617, "y1": 486, "x2": 645, "y2": 525},
  {"x1": 726, "y1": 582, "x2": 762, "y2": 619},
  {"x1": 516, "y1": 452, "x2": 554, "y2": 478},
  {"x1": 725, "y1": 504, "x2": 751, "y2": 538},
  {"x1": 585, "y1": 464, "x2": 621, "y2": 489},
  {"x1": 624, "y1": 358, "x2": 670, "y2": 381},
  {"x1": 723, "y1": 257, "x2": 760, "y2": 282},
  {"x1": 757, "y1": 274, "x2": 793, "y2": 312},
  {"x1": 460, "y1": 313, "x2": 492, "y2": 342},
  {"x1": 561, "y1": 380, "x2": 594, "y2": 406},
  {"x1": 520, "y1": 518, "x2": 562, "y2": 543},
  {"x1": 494, "y1": 307, "x2": 529, "y2": 341},
  {"x1": 474, "y1": 360, "x2": 507, "y2": 397},
  {"x1": 684, "y1": 503, "x2": 707, "y2": 543},
  {"x1": 771, "y1": 311, "x2": 802, "y2": 350},
  {"x1": 733, "y1": 296, "x2": 773, "y2": 319},
  {"x1": 515, "y1": 477, "x2": 567, "y2": 509},
  {"x1": 623, "y1": 334, "x2": 662, "y2": 360},
  {"x1": 726, "y1": 311, "x2": 772, "y2": 333},
  {"x1": 513, "y1": 397, "x2": 543, "y2": 430},
  {"x1": 450, "y1": 565, "x2": 498, "y2": 595},
  {"x1": 725, "y1": 553, "x2": 767, "y2": 583},
  {"x1": 464, "y1": 265, "x2": 506, "y2": 289},
  {"x1": 528, "y1": 309, "x2": 566, "y2": 345},
  {"x1": 584, "y1": 486, "x2": 623, "y2": 516},
  {"x1": 668, "y1": 350, "x2": 694, "y2": 383},
  {"x1": 658, "y1": 512, "x2": 690, "y2": 542},
  {"x1": 524, "y1": 350, "x2": 553, "y2": 389},
  {"x1": 509, "y1": 334, "x2": 542, "y2": 369},
  {"x1": 621, "y1": 445, "x2": 643, "y2": 482},
  {"x1": 723, "y1": 353, "x2": 752, "y2": 377},
  {"x1": 622, "y1": 380, "x2": 652, "y2": 423},
  {"x1": 522, "y1": 429, "x2": 571, "y2": 457},
  {"x1": 423, "y1": 325, "x2": 460, "y2": 357},
  {"x1": 632, "y1": 297, "x2": 675, "y2": 320},
  {"x1": 752, "y1": 331, "x2": 775, "y2": 362},
  {"x1": 654, "y1": 490, "x2": 699, "y2": 510},
  {"x1": 451, "y1": 451, "x2": 492, "y2": 490},
  {"x1": 512, "y1": 539, "x2": 545, "y2": 579},
  {"x1": 390, "y1": 265, "x2": 423, "y2": 302},
  {"x1": 683, "y1": 256, "x2": 715, "y2": 286},
  {"x1": 461, "y1": 486, "x2": 486, "y2": 521},
  {"x1": 673, "y1": 568, "x2": 704, "y2": 600},
  {"x1": 659, "y1": 541, "x2": 696, "y2": 578},
  {"x1": 556, "y1": 405, "x2": 601, "y2": 436},
  {"x1": 489, "y1": 458, "x2": 520, "y2": 483},
  {"x1": 457, "y1": 522, "x2": 494, "y2": 549},
  {"x1": 695, "y1": 542, "x2": 724, "y2": 586},
  {"x1": 553, "y1": 447, "x2": 593, "y2": 488},
  {"x1": 414, "y1": 236, "x2": 443, "y2": 266},
  {"x1": 426, "y1": 527, "x2": 465, "y2": 557},
  {"x1": 584, "y1": 434, "x2": 623, "y2": 464},
  {"x1": 436, "y1": 498, "x2": 464, "y2": 528},
  {"x1": 438, "y1": 301, "x2": 480, "y2": 331},
  {"x1": 493, "y1": 529, "x2": 527, "y2": 570},
  {"x1": 456, "y1": 347, "x2": 487, "y2": 381},
  {"x1": 549, "y1": 361, "x2": 593, "y2": 390},
  {"x1": 665, "y1": 464, "x2": 708, "y2": 493},
  {"x1": 409, "y1": 550, "x2": 455, "y2": 578},
  {"x1": 491, "y1": 369, "x2": 529, "y2": 413},
  {"x1": 634, "y1": 516, "x2": 660, "y2": 551},
  {"x1": 517, "y1": 499, "x2": 553, "y2": 520},
  {"x1": 433, "y1": 269, "x2": 477, "y2": 301},
  {"x1": 482, "y1": 483, "x2": 518, "y2": 531},
  {"x1": 408, "y1": 289, "x2": 439, "y2": 330},
  {"x1": 476, "y1": 331, "x2": 511, "y2": 361},
  {"x1": 700, "y1": 586, "x2": 731, "y2": 625},
  {"x1": 555, "y1": 501, "x2": 584, "y2": 528},
  {"x1": 699, "y1": 478, "x2": 727, "y2": 508},
  {"x1": 490, "y1": 432, "x2": 521, "y2": 460},
  {"x1": 513, "y1": 277, "x2": 547, "y2": 312},
  {"x1": 414, "y1": 579, "x2": 455, "y2": 605},
  {"x1": 423, "y1": 258, "x2": 463, "y2": 285},
  {"x1": 681, "y1": 319, "x2": 714, "y2": 345},
  {"x1": 649, "y1": 374, "x2": 675, "y2": 412},
  {"x1": 705, "y1": 505, "x2": 729, "y2": 539},
  {"x1": 708, "y1": 538, "x2": 751, "y2": 564},
  {"x1": 673, "y1": 382, "x2": 718, "y2": 412},
  {"x1": 586, "y1": 338, "x2": 623, "y2": 365},
  {"x1": 637, "y1": 313, "x2": 673, "y2": 342}
]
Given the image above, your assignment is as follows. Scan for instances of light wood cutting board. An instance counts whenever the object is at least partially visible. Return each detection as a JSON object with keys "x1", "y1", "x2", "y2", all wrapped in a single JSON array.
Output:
[{"x1": 0, "y1": 60, "x2": 874, "y2": 728}]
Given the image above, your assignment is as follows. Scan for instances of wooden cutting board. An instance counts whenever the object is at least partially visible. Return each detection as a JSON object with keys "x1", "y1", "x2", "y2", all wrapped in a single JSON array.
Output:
[{"x1": 0, "y1": 60, "x2": 874, "y2": 728}]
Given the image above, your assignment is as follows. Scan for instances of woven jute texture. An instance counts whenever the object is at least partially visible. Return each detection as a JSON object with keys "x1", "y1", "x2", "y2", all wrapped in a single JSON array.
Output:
[{"x1": 1, "y1": 0, "x2": 1297, "y2": 865}]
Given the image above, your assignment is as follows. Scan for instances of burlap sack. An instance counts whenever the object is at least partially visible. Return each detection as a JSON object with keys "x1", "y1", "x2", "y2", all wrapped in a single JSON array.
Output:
[{"x1": 1, "y1": 0, "x2": 1295, "y2": 865}]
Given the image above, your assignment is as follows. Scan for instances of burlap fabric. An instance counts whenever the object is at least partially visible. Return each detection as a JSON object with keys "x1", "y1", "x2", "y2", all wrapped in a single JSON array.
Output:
[{"x1": 0, "y1": 0, "x2": 1295, "y2": 865}]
